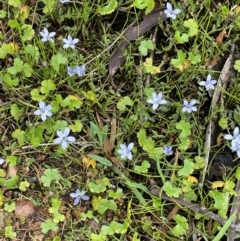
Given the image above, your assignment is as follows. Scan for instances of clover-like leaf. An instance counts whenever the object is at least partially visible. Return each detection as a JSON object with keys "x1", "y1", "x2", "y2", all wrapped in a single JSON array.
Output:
[
  {"x1": 41, "y1": 219, "x2": 58, "y2": 234},
  {"x1": 133, "y1": 0, "x2": 154, "y2": 14},
  {"x1": 178, "y1": 159, "x2": 194, "y2": 176},
  {"x1": 234, "y1": 60, "x2": 240, "y2": 73},
  {"x1": 88, "y1": 177, "x2": 110, "y2": 193},
  {"x1": 97, "y1": 0, "x2": 117, "y2": 15},
  {"x1": 40, "y1": 169, "x2": 62, "y2": 187},
  {"x1": 50, "y1": 53, "x2": 67, "y2": 72},
  {"x1": 117, "y1": 96, "x2": 134, "y2": 111},
  {"x1": 134, "y1": 160, "x2": 150, "y2": 174},
  {"x1": 176, "y1": 120, "x2": 191, "y2": 138},
  {"x1": 194, "y1": 156, "x2": 205, "y2": 169},
  {"x1": 12, "y1": 129, "x2": 26, "y2": 146},
  {"x1": 40, "y1": 79, "x2": 56, "y2": 95},
  {"x1": 183, "y1": 19, "x2": 199, "y2": 37},
  {"x1": 188, "y1": 52, "x2": 201, "y2": 65},
  {"x1": 172, "y1": 214, "x2": 188, "y2": 236},
  {"x1": 139, "y1": 40, "x2": 155, "y2": 56},
  {"x1": 163, "y1": 181, "x2": 181, "y2": 198},
  {"x1": 171, "y1": 50, "x2": 186, "y2": 67},
  {"x1": 174, "y1": 31, "x2": 189, "y2": 44},
  {"x1": 21, "y1": 24, "x2": 34, "y2": 41},
  {"x1": 143, "y1": 57, "x2": 160, "y2": 74}
]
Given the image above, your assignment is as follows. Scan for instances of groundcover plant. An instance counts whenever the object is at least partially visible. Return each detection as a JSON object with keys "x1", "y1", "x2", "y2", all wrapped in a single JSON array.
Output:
[{"x1": 1, "y1": 0, "x2": 240, "y2": 240}]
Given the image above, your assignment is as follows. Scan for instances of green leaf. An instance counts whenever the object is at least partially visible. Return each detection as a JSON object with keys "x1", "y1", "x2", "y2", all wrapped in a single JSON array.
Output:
[
  {"x1": 176, "y1": 120, "x2": 191, "y2": 138},
  {"x1": 2, "y1": 73, "x2": 19, "y2": 86},
  {"x1": 234, "y1": 60, "x2": 240, "y2": 73},
  {"x1": 90, "y1": 232, "x2": 106, "y2": 241},
  {"x1": 50, "y1": 53, "x2": 67, "y2": 72},
  {"x1": 174, "y1": 31, "x2": 189, "y2": 44},
  {"x1": 69, "y1": 120, "x2": 83, "y2": 132},
  {"x1": 41, "y1": 219, "x2": 58, "y2": 234},
  {"x1": 178, "y1": 137, "x2": 190, "y2": 151},
  {"x1": 80, "y1": 211, "x2": 94, "y2": 221},
  {"x1": 218, "y1": 117, "x2": 228, "y2": 129},
  {"x1": 183, "y1": 19, "x2": 199, "y2": 37},
  {"x1": 133, "y1": 0, "x2": 155, "y2": 14},
  {"x1": 6, "y1": 156, "x2": 17, "y2": 166},
  {"x1": 117, "y1": 96, "x2": 134, "y2": 111},
  {"x1": 88, "y1": 177, "x2": 110, "y2": 193},
  {"x1": 172, "y1": 214, "x2": 188, "y2": 236},
  {"x1": 224, "y1": 180, "x2": 237, "y2": 196},
  {"x1": 0, "y1": 175, "x2": 19, "y2": 189},
  {"x1": 236, "y1": 167, "x2": 240, "y2": 180},
  {"x1": 144, "y1": 57, "x2": 160, "y2": 74},
  {"x1": 19, "y1": 181, "x2": 30, "y2": 191},
  {"x1": 134, "y1": 160, "x2": 150, "y2": 174},
  {"x1": 41, "y1": 0, "x2": 55, "y2": 14},
  {"x1": 22, "y1": 63, "x2": 33, "y2": 77},
  {"x1": 97, "y1": 0, "x2": 117, "y2": 15},
  {"x1": 40, "y1": 79, "x2": 56, "y2": 95},
  {"x1": 7, "y1": 58, "x2": 23, "y2": 75},
  {"x1": 163, "y1": 181, "x2": 181, "y2": 198},
  {"x1": 139, "y1": 40, "x2": 155, "y2": 56},
  {"x1": 0, "y1": 43, "x2": 15, "y2": 59},
  {"x1": 108, "y1": 188, "x2": 123, "y2": 199},
  {"x1": 0, "y1": 10, "x2": 7, "y2": 19},
  {"x1": 209, "y1": 190, "x2": 226, "y2": 210},
  {"x1": 12, "y1": 129, "x2": 26, "y2": 146},
  {"x1": 40, "y1": 169, "x2": 62, "y2": 187},
  {"x1": 8, "y1": 0, "x2": 21, "y2": 7},
  {"x1": 137, "y1": 129, "x2": 155, "y2": 152},
  {"x1": 88, "y1": 154, "x2": 112, "y2": 167},
  {"x1": 178, "y1": 159, "x2": 194, "y2": 176},
  {"x1": 21, "y1": 24, "x2": 34, "y2": 41},
  {"x1": 31, "y1": 89, "x2": 46, "y2": 101},
  {"x1": 109, "y1": 220, "x2": 128, "y2": 234},
  {"x1": 188, "y1": 52, "x2": 201, "y2": 64},
  {"x1": 97, "y1": 199, "x2": 117, "y2": 214},
  {"x1": 10, "y1": 104, "x2": 25, "y2": 121},
  {"x1": 5, "y1": 225, "x2": 16, "y2": 238},
  {"x1": 49, "y1": 207, "x2": 65, "y2": 223},
  {"x1": 170, "y1": 50, "x2": 186, "y2": 67},
  {"x1": 4, "y1": 202, "x2": 16, "y2": 212},
  {"x1": 194, "y1": 156, "x2": 205, "y2": 169}
]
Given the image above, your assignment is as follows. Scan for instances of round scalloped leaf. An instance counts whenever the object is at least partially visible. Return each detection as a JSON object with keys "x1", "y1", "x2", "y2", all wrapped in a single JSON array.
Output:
[{"x1": 97, "y1": 0, "x2": 117, "y2": 15}]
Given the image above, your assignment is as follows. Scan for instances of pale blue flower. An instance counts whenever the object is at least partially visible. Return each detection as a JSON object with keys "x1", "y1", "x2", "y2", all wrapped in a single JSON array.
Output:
[
  {"x1": 39, "y1": 28, "x2": 56, "y2": 42},
  {"x1": 199, "y1": 74, "x2": 217, "y2": 91},
  {"x1": 67, "y1": 66, "x2": 75, "y2": 76},
  {"x1": 53, "y1": 127, "x2": 76, "y2": 149},
  {"x1": 74, "y1": 65, "x2": 85, "y2": 77},
  {"x1": 63, "y1": 35, "x2": 79, "y2": 49},
  {"x1": 70, "y1": 189, "x2": 89, "y2": 205},
  {"x1": 118, "y1": 143, "x2": 134, "y2": 160},
  {"x1": 164, "y1": 2, "x2": 181, "y2": 20},
  {"x1": 163, "y1": 146, "x2": 173, "y2": 156},
  {"x1": 34, "y1": 101, "x2": 52, "y2": 121},
  {"x1": 0, "y1": 158, "x2": 4, "y2": 165},
  {"x1": 230, "y1": 140, "x2": 240, "y2": 157},
  {"x1": 147, "y1": 92, "x2": 167, "y2": 110},
  {"x1": 182, "y1": 100, "x2": 197, "y2": 113}
]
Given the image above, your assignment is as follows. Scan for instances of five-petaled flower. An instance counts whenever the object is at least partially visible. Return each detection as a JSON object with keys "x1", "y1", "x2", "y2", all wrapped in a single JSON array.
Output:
[
  {"x1": 53, "y1": 127, "x2": 76, "y2": 149},
  {"x1": 74, "y1": 65, "x2": 86, "y2": 77},
  {"x1": 63, "y1": 35, "x2": 79, "y2": 49},
  {"x1": 163, "y1": 146, "x2": 173, "y2": 156},
  {"x1": 70, "y1": 188, "x2": 90, "y2": 205},
  {"x1": 34, "y1": 101, "x2": 52, "y2": 121},
  {"x1": 147, "y1": 92, "x2": 167, "y2": 110},
  {"x1": 164, "y1": 2, "x2": 181, "y2": 20},
  {"x1": 39, "y1": 28, "x2": 56, "y2": 42},
  {"x1": 67, "y1": 65, "x2": 86, "y2": 77},
  {"x1": 118, "y1": 143, "x2": 134, "y2": 160},
  {"x1": 199, "y1": 74, "x2": 217, "y2": 91},
  {"x1": 182, "y1": 100, "x2": 197, "y2": 113}
]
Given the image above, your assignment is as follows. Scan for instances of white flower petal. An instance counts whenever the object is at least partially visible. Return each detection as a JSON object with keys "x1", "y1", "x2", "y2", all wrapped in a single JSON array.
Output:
[
  {"x1": 66, "y1": 136, "x2": 76, "y2": 142},
  {"x1": 53, "y1": 137, "x2": 63, "y2": 144},
  {"x1": 128, "y1": 143, "x2": 134, "y2": 150},
  {"x1": 61, "y1": 140, "x2": 68, "y2": 149},
  {"x1": 64, "y1": 127, "x2": 70, "y2": 136}
]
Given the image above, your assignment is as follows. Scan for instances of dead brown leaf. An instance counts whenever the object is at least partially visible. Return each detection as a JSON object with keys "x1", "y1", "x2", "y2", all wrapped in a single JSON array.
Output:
[
  {"x1": 104, "y1": 116, "x2": 116, "y2": 156},
  {"x1": 6, "y1": 165, "x2": 18, "y2": 178},
  {"x1": 15, "y1": 199, "x2": 35, "y2": 217},
  {"x1": 216, "y1": 30, "x2": 226, "y2": 46}
]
